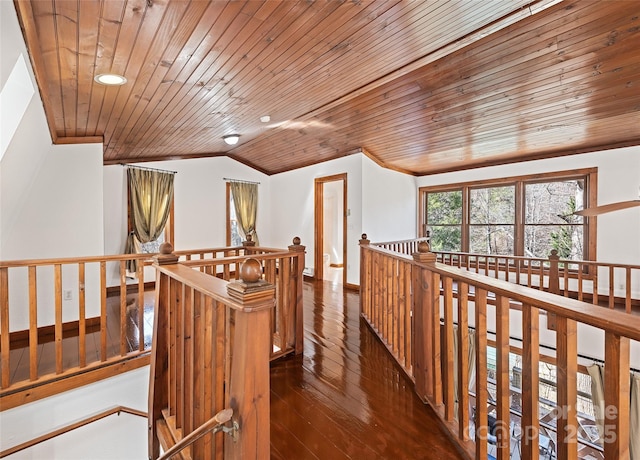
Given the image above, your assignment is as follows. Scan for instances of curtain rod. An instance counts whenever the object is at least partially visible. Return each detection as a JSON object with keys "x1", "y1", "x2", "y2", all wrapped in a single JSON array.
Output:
[
  {"x1": 122, "y1": 164, "x2": 177, "y2": 174},
  {"x1": 223, "y1": 177, "x2": 260, "y2": 185}
]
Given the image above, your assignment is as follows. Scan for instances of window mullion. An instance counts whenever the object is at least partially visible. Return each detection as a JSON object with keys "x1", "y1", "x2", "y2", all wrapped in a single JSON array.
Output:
[
  {"x1": 514, "y1": 180, "x2": 525, "y2": 257},
  {"x1": 462, "y1": 186, "x2": 470, "y2": 252}
]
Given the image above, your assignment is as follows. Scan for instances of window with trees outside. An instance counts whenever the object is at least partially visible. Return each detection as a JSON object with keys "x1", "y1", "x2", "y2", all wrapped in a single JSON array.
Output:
[{"x1": 420, "y1": 168, "x2": 596, "y2": 261}]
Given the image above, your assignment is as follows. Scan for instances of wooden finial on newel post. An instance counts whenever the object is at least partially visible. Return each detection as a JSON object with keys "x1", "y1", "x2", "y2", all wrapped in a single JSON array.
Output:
[
  {"x1": 288, "y1": 236, "x2": 305, "y2": 252},
  {"x1": 359, "y1": 233, "x2": 370, "y2": 245},
  {"x1": 412, "y1": 240, "x2": 436, "y2": 264},
  {"x1": 153, "y1": 242, "x2": 179, "y2": 265},
  {"x1": 227, "y1": 258, "x2": 274, "y2": 302},
  {"x1": 242, "y1": 234, "x2": 256, "y2": 247}
]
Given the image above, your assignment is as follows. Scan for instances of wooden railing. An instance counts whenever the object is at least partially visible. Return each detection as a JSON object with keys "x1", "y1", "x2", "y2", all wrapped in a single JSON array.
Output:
[
  {"x1": 361, "y1": 235, "x2": 640, "y2": 460},
  {"x1": 0, "y1": 238, "x2": 304, "y2": 409},
  {"x1": 181, "y1": 238, "x2": 306, "y2": 358},
  {"x1": 0, "y1": 252, "x2": 156, "y2": 409},
  {"x1": 373, "y1": 239, "x2": 640, "y2": 313},
  {"x1": 149, "y1": 248, "x2": 274, "y2": 460}
]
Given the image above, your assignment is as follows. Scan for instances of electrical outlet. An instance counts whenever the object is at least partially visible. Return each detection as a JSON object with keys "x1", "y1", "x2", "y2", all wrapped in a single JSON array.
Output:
[{"x1": 63, "y1": 289, "x2": 72, "y2": 301}]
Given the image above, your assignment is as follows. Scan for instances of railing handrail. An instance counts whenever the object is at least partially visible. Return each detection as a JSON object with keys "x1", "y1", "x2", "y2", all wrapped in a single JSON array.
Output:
[
  {"x1": 154, "y1": 264, "x2": 274, "y2": 313},
  {"x1": 0, "y1": 405, "x2": 147, "y2": 458},
  {"x1": 0, "y1": 252, "x2": 154, "y2": 268},
  {"x1": 433, "y1": 249, "x2": 640, "y2": 271},
  {"x1": 371, "y1": 236, "x2": 429, "y2": 246},
  {"x1": 156, "y1": 408, "x2": 233, "y2": 460},
  {"x1": 180, "y1": 250, "x2": 299, "y2": 268},
  {"x1": 364, "y1": 243, "x2": 640, "y2": 341}
]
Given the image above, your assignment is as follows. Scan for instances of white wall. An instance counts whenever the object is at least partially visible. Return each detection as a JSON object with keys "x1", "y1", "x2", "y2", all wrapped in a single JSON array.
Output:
[
  {"x1": 361, "y1": 154, "x2": 417, "y2": 242},
  {"x1": 0, "y1": 367, "x2": 149, "y2": 459},
  {"x1": 270, "y1": 154, "x2": 363, "y2": 285},
  {"x1": 1, "y1": 0, "x2": 103, "y2": 262}
]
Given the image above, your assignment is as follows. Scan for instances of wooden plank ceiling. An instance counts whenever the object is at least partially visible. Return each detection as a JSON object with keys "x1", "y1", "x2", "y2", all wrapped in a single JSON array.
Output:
[{"x1": 14, "y1": 0, "x2": 640, "y2": 175}]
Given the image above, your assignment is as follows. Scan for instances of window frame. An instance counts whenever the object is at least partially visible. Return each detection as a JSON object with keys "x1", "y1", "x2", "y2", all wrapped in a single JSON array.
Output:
[{"x1": 418, "y1": 168, "x2": 597, "y2": 261}]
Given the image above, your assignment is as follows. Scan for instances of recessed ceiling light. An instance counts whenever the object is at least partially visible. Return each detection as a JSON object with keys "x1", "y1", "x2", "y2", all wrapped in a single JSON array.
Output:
[
  {"x1": 223, "y1": 134, "x2": 240, "y2": 145},
  {"x1": 94, "y1": 73, "x2": 127, "y2": 85},
  {"x1": 260, "y1": 115, "x2": 271, "y2": 123}
]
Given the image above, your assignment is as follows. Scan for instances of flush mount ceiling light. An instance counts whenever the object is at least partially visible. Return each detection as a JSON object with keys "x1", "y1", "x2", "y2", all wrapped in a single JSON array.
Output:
[
  {"x1": 223, "y1": 134, "x2": 240, "y2": 145},
  {"x1": 260, "y1": 115, "x2": 271, "y2": 123},
  {"x1": 94, "y1": 73, "x2": 127, "y2": 85}
]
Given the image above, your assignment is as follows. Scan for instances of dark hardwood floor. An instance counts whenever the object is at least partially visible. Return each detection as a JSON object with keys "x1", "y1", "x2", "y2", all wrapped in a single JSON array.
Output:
[{"x1": 270, "y1": 280, "x2": 464, "y2": 460}]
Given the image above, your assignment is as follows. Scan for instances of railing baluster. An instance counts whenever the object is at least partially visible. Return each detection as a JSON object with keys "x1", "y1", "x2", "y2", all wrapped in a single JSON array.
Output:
[
  {"x1": 404, "y1": 261, "x2": 412, "y2": 374},
  {"x1": 475, "y1": 287, "x2": 489, "y2": 460},
  {"x1": 521, "y1": 304, "x2": 540, "y2": 460},
  {"x1": 54, "y1": 264, "x2": 63, "y2": 374},
  {"x1": 119, "y1": 261, "x2": 127, "y2": 356},
  {"x1": 603, "y1": 332, "x2": 630, "y2": 459},
  {"x1": 457, "y1": 282, "x2": 470, "y2": 441},
  {"x1": 443, "y1": 276, "x2": 455, "y2": 421},
  {"x1": 398, "y1": 259, "x2": 406, "y2": 366},
  {"x1": 184, "y1": 286, "x2": 194, "y2": 440},
  {"x1": 137, "y1": 259, "x2": 145, "y2": 352},
  {"x1": 609, "y1": 266, "x2": 615, "y2": 309},
  {"x1": 192, "y1": 291, "x2": 205, "y2": 459},
  {"x1": 1, "y1": 267, "x2": 10, "y2": 388},
  {"x1": 431, "y1": 271, "x2": 442, "y2": 405},
  {"x1": 626, "y1": 267, "x2": 632, "y2": 313},
  {"x1": 556, "y1": 315, "x2": 578, "y2": 460},
  {"x1": 100, "y1": 261, "x2": 107, "y2": 361},
  {"x1": 78, "y1": 263, "x2": 86, "y2": 368},
  {"x1": 29, "y1": 266, "x2": 38, "y2": 380},
  {"x1": 495, "y1": 295, "x2": 510, "y2": 459},
  {"x1": 176, "y1": 283, "x2": 185, "y2": 429}
]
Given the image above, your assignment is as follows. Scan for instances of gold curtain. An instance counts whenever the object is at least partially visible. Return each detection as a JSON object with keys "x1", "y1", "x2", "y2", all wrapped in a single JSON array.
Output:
[
  {"x1": 125, "y1": 167, "x2": 175, "y2": 272},
  {"x1": 230, "y1": 181, "x2": 259, "y2": 245}
]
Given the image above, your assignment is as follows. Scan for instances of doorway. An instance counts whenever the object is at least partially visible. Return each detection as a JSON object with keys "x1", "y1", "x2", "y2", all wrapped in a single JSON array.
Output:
[{"x1": 314, "y1": 174, "x2": 347, "y2": 285}]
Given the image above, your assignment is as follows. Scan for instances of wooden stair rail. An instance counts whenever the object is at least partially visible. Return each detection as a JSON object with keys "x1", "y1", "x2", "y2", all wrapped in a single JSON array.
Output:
[
  {"x1": 360, "y1": 235, "x2": 640, "y2": 460},
  {"x1": 157, "y1": 409, "x2": 233, "y2": 460},
  {"x1": 0, "y1": 405, "x2": 147, "y2": 458},
  {"x1": 149, "y1": 244, "x2": 274, "y2": 460}
]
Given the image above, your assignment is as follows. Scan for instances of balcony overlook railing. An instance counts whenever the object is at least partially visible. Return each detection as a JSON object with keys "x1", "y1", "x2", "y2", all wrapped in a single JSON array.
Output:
[
  {"x1": 373, "y1": 237, "x2": 640, "y2": 313},
  {"x1": 149, "y1": 245, "x2": 278, "y2": 459},
  {"x1": 0, "y1": 238, "x2": 304, "y2": 411},
  {"x1": 360, "y1": 235, "x2": 640, "y2": 460}
]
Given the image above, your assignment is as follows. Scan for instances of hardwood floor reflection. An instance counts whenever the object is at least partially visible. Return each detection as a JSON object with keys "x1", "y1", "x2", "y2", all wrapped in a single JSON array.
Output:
[{"x1": 270, "y1": 280, "x2": 464, "y2": 459}]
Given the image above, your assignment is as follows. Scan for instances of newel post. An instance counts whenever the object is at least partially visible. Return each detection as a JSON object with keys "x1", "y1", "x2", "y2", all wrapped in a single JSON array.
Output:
[
  {"x1": 149, "y1": 242, "x2": 179, "y2": 459},
  {"x1": 226, "y1": 259, "x2": 275, "y2": 460},
  {"x1": 243, "y1": 234, "x2": 256, "y2": 254},
  {"x1": 288, "y1": 237, "x2": 306, "y2": 354},
  {"x1": 359, "y1": 234, "x2": 370, "y2": 317},
  {"x1": 412, "y1": 241, "x2": 442, "y2": 405}
]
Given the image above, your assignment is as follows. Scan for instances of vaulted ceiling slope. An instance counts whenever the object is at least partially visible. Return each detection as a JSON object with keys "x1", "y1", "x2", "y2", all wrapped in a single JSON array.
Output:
[{"x1": 14, "y1": 0, "x2": 640, "y2": 175}]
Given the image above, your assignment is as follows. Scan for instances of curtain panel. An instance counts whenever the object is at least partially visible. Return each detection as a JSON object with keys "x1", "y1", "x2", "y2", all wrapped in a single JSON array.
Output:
[
  {"x1": 230, "y1": 181, "x2": 259, "y2": 245},
  {"x1": 588, "y1": 363, "x2": 640, "y2": 458},
  {"x1": 125, "y1": 167, "x2": 175, "y2": 272}
]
